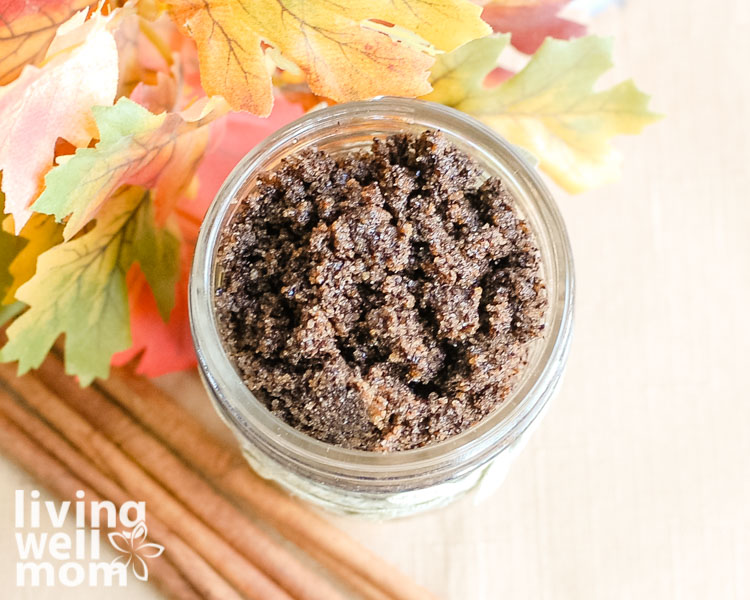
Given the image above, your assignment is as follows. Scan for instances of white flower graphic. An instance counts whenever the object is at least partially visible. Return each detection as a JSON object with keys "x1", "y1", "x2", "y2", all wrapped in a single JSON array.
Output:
[{"x1": 108, "y1": 520, "x2": 164, "y2": 581}]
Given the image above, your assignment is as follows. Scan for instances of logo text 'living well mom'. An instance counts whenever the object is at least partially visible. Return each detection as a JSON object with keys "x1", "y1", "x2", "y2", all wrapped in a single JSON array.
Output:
[{"x1": 14, "y1": 489, "x2": 164, "y2": 587}]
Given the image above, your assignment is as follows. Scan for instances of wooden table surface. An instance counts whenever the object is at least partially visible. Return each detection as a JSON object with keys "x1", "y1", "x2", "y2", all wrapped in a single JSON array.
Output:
[{"x1": 2, "y1": 1, "x2": 749, "y2": 598}]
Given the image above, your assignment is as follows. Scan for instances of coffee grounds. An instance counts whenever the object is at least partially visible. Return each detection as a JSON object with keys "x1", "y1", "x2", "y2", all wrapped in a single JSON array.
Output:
[{"x1": 215, "y1": 131, "x2": 547, "y2": 451}]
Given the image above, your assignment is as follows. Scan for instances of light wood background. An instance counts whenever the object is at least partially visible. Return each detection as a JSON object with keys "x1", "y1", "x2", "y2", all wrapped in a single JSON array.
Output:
[{"x1": 1, "y1": 1, "x2": 749, "y2": 598}]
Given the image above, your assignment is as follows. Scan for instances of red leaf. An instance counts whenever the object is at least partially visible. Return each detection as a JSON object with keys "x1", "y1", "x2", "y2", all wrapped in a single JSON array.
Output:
[
  {"x1": 482, "y1": 1, "x2": 586, "y2": 54},
  {"x1": 111, "y1": 251, "x2": 194, "y2": 377}
]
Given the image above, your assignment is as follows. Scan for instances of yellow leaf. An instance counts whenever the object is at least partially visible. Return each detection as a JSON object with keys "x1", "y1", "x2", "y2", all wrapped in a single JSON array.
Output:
[
  {"x1": 423, "y1": 35, "x2": 662, "y2": 192},
  {"x1": 167, "y1": 0, "x2": 490, "y2": 116},
  {"x1": 2, "y1": 213, "x2": 63, "y2": 305},
  {"x1": 0, "y1": 185, "x2": 25, "y2": 303}
]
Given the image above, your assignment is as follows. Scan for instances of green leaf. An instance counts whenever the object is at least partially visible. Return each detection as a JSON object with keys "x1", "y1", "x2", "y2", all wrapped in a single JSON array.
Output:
[
  {"x1": 0, "y1": 186, "x2": 180, "y2": 384},
  {"x1": 422, "y1": 35, "x2": 662, "y2": 192},
  {"x1": 32, "y1": 97, "x2": 214, "y2": 239},
  {"x1": 426, "y1": 33, "x2": 511, "y2": 106}
]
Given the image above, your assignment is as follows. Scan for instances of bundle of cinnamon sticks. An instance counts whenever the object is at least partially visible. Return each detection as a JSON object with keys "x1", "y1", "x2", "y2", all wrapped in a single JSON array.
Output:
[{"x1": 0, "y1": 355, "x2": 437, "y2": 600}]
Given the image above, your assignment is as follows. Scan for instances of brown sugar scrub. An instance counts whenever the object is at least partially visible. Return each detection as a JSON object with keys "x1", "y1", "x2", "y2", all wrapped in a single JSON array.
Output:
[{"x1": 214, "y1": 131, "x2": 547, "y2": 452}]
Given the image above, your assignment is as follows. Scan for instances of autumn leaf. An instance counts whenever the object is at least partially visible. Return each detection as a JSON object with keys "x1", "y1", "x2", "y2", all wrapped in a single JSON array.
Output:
[
  {"x1": 33, "y1": 96, "x2": 225, "y2": 239},
  {"x1": 0, "y1": 22, "x2": 119, "y2": 232},
  {"x1": 0, "y1": 0, "x2": 97, "y2": 85},
  {"x1": 0, "y1": 186, "x2": 180, "y2": 384},
  {"x1": 166, "y1": 0, "x2": 490, "y2": 115},
  {"x1": 0, "y1": 224, "x2": 21, "y2": 303},
  {"x1": 0, "y1": 301, "x2": 23, "y2": 328},
  {"x1": 115, "y1": 13, "x2": 171, "y2": 98},
  {"x1": 423, "y1": 35, "x2": 661, "y2": 192},
  {"x1": 111, "y1": 250, "x2": 194, "y2": 377},
  {"x1": 0, "y1": 188, "x2": 25, "y2": 303},
  {"x1": 0, "y1": 175, "x2": 63, "y2": 306},
  {"x1": 481, "y1": 0, "x2": 586, "y2": 54},
  {"x1": 2, "y1": 212, "x2": 63, "y2": 305},
  {"x1": 130, "y1": 71, "x2": 179, "y2": 114}
]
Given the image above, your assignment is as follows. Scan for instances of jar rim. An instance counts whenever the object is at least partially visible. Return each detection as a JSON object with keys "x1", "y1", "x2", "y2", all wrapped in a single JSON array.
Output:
[{"x1": 189, "y1": 97, "x2": 574, "y2": 490}]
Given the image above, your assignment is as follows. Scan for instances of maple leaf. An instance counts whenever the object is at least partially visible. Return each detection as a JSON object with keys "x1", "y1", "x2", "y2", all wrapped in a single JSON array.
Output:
[
  {"x1": 422, "y1": 35, "x2": 661, "y2": 192},
  {"x1": 166, "y1": 0, "x2": 490, "y2": 116},
  {"x1": 33, "y1": 96, "x2": 226, "y2": 239},
  {"x1": 0, "y1": 0, "x2": 97, "y2": 85},
  {"x1": 0, "y1": 23, "x2": 119, "y2": 232},
  {"x1": 481, "y1": 0, "x2": 586, "y2": 54},
  {"x1": 0, "y1": 186, "x2": 180, "y2": 384}
]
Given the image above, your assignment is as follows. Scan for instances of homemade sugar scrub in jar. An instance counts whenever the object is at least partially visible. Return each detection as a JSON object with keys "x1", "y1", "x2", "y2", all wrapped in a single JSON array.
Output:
[{"x1": 189, "y1": 98, "x2": 574, "y2": 517}]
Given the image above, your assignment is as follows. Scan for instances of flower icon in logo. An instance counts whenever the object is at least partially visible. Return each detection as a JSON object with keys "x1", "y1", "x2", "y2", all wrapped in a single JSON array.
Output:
[{"x1": 108, "y1": 520, "x2": 164, "y2": 581}]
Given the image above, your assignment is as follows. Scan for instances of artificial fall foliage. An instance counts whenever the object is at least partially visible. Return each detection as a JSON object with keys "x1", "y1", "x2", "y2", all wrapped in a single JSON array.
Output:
[
  {"x1": 1, "y1": 186, "x2": 179, "y2": 384},
  {"x1": 423, "y1": 34, "x2": 661, "y2": 191},
  {"x1": 479, "y1": 0, "x2": 587, "y2": 54},
  {"x1": 0, "y1": 0, "x2": 659, "y2": 383},
  {"x1": 168, "y1": 0, "x2": 490, "y2": 115}
]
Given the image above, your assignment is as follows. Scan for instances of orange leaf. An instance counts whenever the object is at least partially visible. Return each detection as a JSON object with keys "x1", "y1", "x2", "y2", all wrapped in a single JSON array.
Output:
[
  {"x1": 0, "y1": 0, "x2": 97, "y2": 85},
  {"x1": 167, "y1": 0, "x2": 490, "y2": 115},
  {"x1": 130, "y1": 72, "x2": 179, "y2": 117},
  {"x1": 0, "y1": 23, "x2": 118, "y2": 232},
  {"x1": 114, "y1": 13, "x2": 171, "y2": 98}
]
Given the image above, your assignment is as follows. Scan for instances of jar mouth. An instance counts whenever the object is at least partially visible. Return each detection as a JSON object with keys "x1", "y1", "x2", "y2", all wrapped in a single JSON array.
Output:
[{"x1": 189, "y1": 98, "x2": 574, "y2": 487}]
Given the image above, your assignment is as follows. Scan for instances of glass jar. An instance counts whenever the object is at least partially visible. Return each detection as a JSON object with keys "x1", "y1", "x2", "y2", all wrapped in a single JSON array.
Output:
[{"x1": 189, "y1": 97, "x2": 574, "y2": 518}]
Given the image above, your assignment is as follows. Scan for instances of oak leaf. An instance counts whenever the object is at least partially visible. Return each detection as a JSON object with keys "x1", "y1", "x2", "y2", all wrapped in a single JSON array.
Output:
[
  {"x1": 33, "y1": 96, "x2": 226, "y2": 239},
  {"x1": 0, "y1": 186, "x2": 180, "y2": 384},
  {"x1": 423, "y1": 35, "x2": 661, "y2": 192},
  {"x1": 481, "y1": 0, "x2": 586, "y2": 54},
  {"x1": 0, "y1": 25, "x2": 119, "y2": 232},
  {"x1": 166, "y1": 0, "x2": 490, "y2": 115}
]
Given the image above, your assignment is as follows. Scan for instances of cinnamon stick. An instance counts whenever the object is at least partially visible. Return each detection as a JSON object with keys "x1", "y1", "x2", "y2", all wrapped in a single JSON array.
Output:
[
  {"x1": 0, "y1": 364, "x2": 292, "y2": 600},
  {"x1": 0, "y1": 397, "x2": 202, "y2": 599},
  {"x1": 94, "y1": 363, "x2": 437, "y2": 600},
  {"x1": 294, "y1": 536, "x2": 393, "y2": 600},
  {"x1": 0, "y1": 384, "x2": 243, "y2": 600},
  {"x1": 34, "y1": 357, "x2": 347, "y2": 600}
]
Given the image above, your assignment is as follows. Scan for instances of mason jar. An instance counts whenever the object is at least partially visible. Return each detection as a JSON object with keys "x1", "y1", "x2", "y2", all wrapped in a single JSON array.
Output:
[{"x1": 189, "y1": 97, "x2": 574, "y2": 518}]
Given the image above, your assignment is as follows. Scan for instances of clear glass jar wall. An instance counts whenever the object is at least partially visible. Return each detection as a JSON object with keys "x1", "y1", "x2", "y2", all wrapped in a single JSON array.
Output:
[{"x1": 189, "y1": 98, "x2": 574, "y2": 517}]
